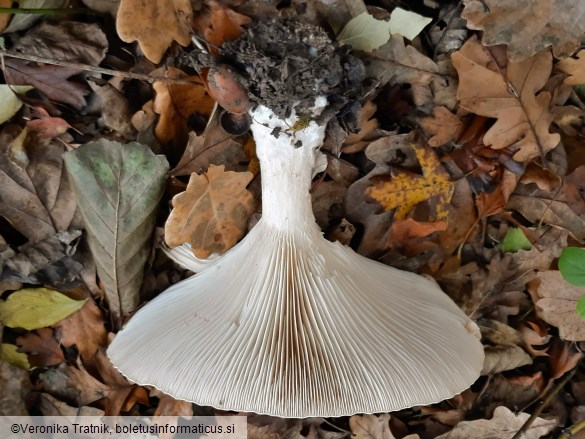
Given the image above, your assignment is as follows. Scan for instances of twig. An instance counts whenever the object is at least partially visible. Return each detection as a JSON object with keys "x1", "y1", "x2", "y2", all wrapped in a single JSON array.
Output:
[
  {"x1": 511, "y1": 367, "x2": 577, "y2": 439},
  {"x1": 0, "y1": 50, "x2": 201, "y2": 85},
  {"x1": 560, "y1": 418, "x2": 585, "y2": 439}
]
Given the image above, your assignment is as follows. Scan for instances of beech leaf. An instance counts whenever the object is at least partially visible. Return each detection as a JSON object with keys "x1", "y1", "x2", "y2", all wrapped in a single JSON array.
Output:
[
  {"x1": 0, "y1": 288, "x2": 86, "y2": 330},
  {"x1": 63, "y1": 140, "x2": 169, "y2": 321},
  {"x1": 165, "y1": 165, "x2": 255, "y2": 259}
]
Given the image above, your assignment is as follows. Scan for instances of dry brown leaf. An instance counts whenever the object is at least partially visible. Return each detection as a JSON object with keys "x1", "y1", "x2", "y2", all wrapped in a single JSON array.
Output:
[
  {"x1": 26, "y1": 108, "x2": 71, "y2": 143},
  {"x1": 438, "y1": 405, "x2": 556, "y2": 438},
  {"x1": 452, "y1": 36, "x2": 560, "y2": 162},
  {"x1": 518, "y1": 321, "x2": 550, "y2": 357},
  {"x1": 0, "y1": 359, "x2": 32, "y2": 415},
  {"x1": 481, "y1": 345, "x2": 532, "y2": 375},
  {"x1": 387, "y1": 218, "x2": 446, "y2": 255},
  {"x1": 0, "y1": 133, "x2": 79, "y2": 243},
  {"x1": 419, "y1": 106, "x2": 463, "y2": 147},
  {"x1": 153, "y1": 68, "x2": 214, "y2": 149},
  {"x1": 16, "y1": 328, "x2": 64, "y2": 367},
  {"x1": 349, "y1": 414, "x2": 396, "y2": 439},
  {"x1": 558, "y1": 50, "x2": 585, "y2": 85},
  {"x1": 172, "y1": 109, "x2": 247, "y2": 176},
  {"x1": 53, "y1": 299, "x2": 107, "y2": 363},
  {"x1": 366, "y1": 34, "x2": 439, "y2": 87},
  {"x1": 533, "y1": 271, "x2": 585, "y2": 342},
  {"x1": 0, "y1": 0, "x2": 12, "y2": 32},
  {"x1": 365, "y1": 145, "x2": 454, "y2": 221},
  {"x1": 165, "y1": 165, "x2": 255, "y2": 258},
  {"x1": 88, "y1": 82, "x2": 134, "y2": 137},
  {"x1": 116, "y1": 0, "x2": 192, "y2": 64},
  {"x1": 341, "y1": 101, "x2": 379, "y2": 153},
  {"x1": 192, "y1": 1, "x2": 251, "y2": 53},
  {"x1": 462, "y1": 0, "x2": 585, "y2": 61}
]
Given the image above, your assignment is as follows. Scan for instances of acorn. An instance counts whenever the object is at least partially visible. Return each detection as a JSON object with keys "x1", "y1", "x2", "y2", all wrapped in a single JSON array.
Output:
[{"x1": 207, "y1": 64, "x2": 251, "y2": 135}]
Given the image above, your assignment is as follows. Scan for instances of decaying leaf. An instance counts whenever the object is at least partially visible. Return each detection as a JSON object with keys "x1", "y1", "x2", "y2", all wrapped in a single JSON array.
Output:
[
  {"x1": 165, "y1": 165, "x2": 255, "y2": 259},
  {"x1": 419, "y1": 106, "x2": 463, "y2": 147},
  {"x1": 365, "y1": 145, "x2": 454, "y2": 220},
  {"x1": 481, "y1": 345, "x2": 532, "y2": 375},
  {"x1": 452, "y1": 37, "x2": 560, "y2": 162},
  {"x1": 152, "y1": 67, "x2": 215, "y2": 148},
  {"x1": 64, "y1": 140, "x2": 169, "y2": 323},
  {"x1": 192, "y1": 0, "x2": 251, "y2": 52},
  {"x1": 437, "y1": 406, "x2": 556, "y2": 438},
  {"x1": 349, "y1": 414, "x2": 395, "y2": 439},
  {"x1": 365, "y1": 35, "x2": 439, "y2": 87},
  {"x1": 16, "y1": 327, "x2": 64, "y2": 367},
  {"x1": 534, "y1": 271, "x2": 585, "y2": 342},
  {"x1": 0, "y1": 288, "x2": 86, "y2": 330},
  {"x1": 462, "y1": 0, "x2": 585, "y2": 61},
  {"x1": 0, "y1": 85, "x2": 33, "y2": 125},
  {"x1": 0, "y1": 358, "x2": 32, "y2": 415},
  {"x1": 1, "y1": 0, "x2": 68, "y2": 33},
  {"x1": 558, "y1": 49, "x2": 585, "y2": 86},
  {"x1": 116, "y1": 0, "x2": 192, "y2": 64},
  {"x1": 0, "y1": 132, "x2": 79, "y2": 243}
]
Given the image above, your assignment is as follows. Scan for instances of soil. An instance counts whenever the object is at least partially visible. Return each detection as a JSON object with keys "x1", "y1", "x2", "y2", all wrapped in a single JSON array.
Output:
[{"x1": 221, "y1": 19, "x2": 365, "y2": 118}]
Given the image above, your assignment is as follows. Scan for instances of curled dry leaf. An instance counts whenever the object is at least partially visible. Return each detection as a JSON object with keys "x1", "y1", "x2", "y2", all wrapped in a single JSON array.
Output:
[
  {"x1": 462, "y1": 0, "x2": 585, "y2": 61},
  {"x1": 349, "y1": 414, "x2": 396, "y2": 439},
  {"x1": 116, "y1": 0, "x2": 192, "y2": 64},
  {"x1": 165, "y1": 165, "x2": 255, "y2": 259},
  {"x1": 452, "y1": 36, "x2": 560, "y2": 162},
  {"x1": 533, "y1": 271, "x2": 585, "y2": 342},
  {"x1": 16, "y1": 327, "x2": 64, "y2": 367},
  {"x1": 192, "y1": 0, "x2": 251, "y2": 52}
]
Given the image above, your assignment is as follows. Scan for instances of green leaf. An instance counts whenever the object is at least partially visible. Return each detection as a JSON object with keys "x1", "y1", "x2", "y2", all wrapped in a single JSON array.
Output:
[
  {"x1": 1, "y1": 343, "x2": 30, "y2": 369},
  {"x1": 559, "y1": 247, "x2": 585, "y2": 286},
  {"x1": 577, "y1": 295, "x2": 585, "y2": 319},
  {"x1": 0, "y1": 288, "x2": 86, "y2": 330},
  {"x1": 501, "y1": 228, "x2": 532, "y2": 253},
  {"x1": 0, "y1": 85, "x2": 33, "y2": 124},
  {"x1": 64, "y1": 140, "x2": 169, "y2": 322}
]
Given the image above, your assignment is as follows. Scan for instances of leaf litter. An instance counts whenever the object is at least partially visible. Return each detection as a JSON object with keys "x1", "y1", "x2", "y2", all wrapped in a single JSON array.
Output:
[{"x1": 1, "y1": 0, "x2": 585, "y2": 436}]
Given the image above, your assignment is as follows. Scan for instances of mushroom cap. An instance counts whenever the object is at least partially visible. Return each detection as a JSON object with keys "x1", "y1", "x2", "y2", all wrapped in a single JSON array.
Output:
[{"x1": 108, "y1": 220, "x2": 483, "y2": 418}]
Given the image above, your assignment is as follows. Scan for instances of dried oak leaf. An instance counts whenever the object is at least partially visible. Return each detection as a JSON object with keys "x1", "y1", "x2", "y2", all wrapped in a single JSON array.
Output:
[
  {"x1": 419, "y1": 106, "x2": 463, "y2": 147},
  {"x1": 192, "y1": 0, "x2": 251, "y2": 53},
  {"x1": 165, "y1": 165, "x2": 255, "y2": 259},
  {"x1": 16, "y1": 327, "x2": 64, "y2": 367},
  {"x1": 436, "y1": 405, "x2": 556, "y2": 438},
  {"x1": 365, "y1": 145, "x2": 454, "y2": 221},
  {"x1": 341, "y1": 101, "x2": 379, "y2": 153},
  {"x1": 462, "y1": 0, "x2": 585, "y2": 62},
  {"x1": 533, "y1": 271, "x2": 585, "y2": 342},
  {"x1": 153, "y1": 67, "x2": 214, "y2": 148},
  {"x1": 558, "y1": 50, "x2": 585, "y2": 85},
  {"x1": 53, "y1": 299, "x2": 107, "y2": 363},
  {"x1": 116, "y1": 0, "x2": 192, "y2": 64},
  {"x1": 452, "y1": 37, "x2": 560, "y2": 162}
]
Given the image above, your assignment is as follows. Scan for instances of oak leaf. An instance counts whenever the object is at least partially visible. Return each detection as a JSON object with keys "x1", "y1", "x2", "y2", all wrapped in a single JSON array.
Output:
[
  {"x1": 365, "y1": 145, "x2": 454, "y2": 221},
  {"x1": 16, "y1": 327, "x2": 64, "y2": 367},
  {"x1": 116, "y1": 0, "x2": 192, "y2": 64},
  {"x1": 557, "y1": 49, "x2": 585, "y2": 85},
  {"x1": 419, "y1": 106, "x2": 463, "y2": 147},
  {"x1": 165, "y1": 165, "x2": 255, "y2": 259},
  {"x1": 462, "y1": 0, "x2": 585, "y2": 61},
  {"x1": 534, "y1": 271, "x2": 585, "y2": 342},
  {"x1": 452, "y1": 36, "x2": 560, "y2": 162},
  {"x1": 192, "y1": 1, "x2": 251, "y2": 53},
  {"x1": 436, "y1": 406, "x2": 556, "y2": 438},
  {"x1": 153, "y1": 67, "x2": 214, "y2": 148}
]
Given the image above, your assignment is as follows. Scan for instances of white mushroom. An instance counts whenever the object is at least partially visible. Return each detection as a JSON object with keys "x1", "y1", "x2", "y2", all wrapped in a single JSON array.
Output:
[{"x1": 107, "y1": 98, "x2": 484, "y2": 418}]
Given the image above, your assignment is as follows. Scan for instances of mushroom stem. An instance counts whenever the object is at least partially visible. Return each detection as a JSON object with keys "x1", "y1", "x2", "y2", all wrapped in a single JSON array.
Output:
[{"x1": 107, "y1": 101, "x2": 484, "y2": 418}]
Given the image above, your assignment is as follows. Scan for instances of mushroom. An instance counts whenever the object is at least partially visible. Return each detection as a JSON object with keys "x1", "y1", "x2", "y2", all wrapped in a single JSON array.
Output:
[{"x1": 107, "y1": 97, "x2": 484, "y2": 418}]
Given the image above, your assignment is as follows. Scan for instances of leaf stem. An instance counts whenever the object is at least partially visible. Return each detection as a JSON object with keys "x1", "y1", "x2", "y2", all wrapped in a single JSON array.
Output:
[{"x1": 0, "y1": 8, "x2": 101, "y2": 15}]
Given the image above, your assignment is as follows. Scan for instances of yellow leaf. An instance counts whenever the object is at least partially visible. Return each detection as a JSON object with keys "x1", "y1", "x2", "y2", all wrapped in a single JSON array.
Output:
[
  {"x1": 165, "y1": 165, "x2": 255, "y2": 258},
  {"x1": 0, "y1": 288, "x2": 87, "y2": 330},
  {"x1": 366, "y1": 145, "x2": 454, "y2": 220},
  {"x1": 1, "y1": 343, "x2": 30, "y2": 370}
]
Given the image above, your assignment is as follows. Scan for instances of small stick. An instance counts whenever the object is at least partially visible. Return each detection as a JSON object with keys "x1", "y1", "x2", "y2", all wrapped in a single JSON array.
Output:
[
  {"x1": 0, "y1": 7, "x2": 101, "y2": 14},
  {"x1": 510, "y1": 367, "x2": 577, "y2": 439},
  {"x1": 0, "y1": 50, "x2": 201, "y2": 85}
]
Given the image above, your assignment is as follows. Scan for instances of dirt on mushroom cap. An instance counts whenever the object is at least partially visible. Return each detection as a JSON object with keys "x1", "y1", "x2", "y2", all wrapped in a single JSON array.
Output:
[{"x1": 221, "y1": 19, "x2": 364, "y2": 118}]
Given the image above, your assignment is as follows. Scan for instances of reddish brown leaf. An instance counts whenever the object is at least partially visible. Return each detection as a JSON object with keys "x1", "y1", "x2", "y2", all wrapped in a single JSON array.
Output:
[{"x1": 16, "y1": 328, "x2": 64, "y2": 367}]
